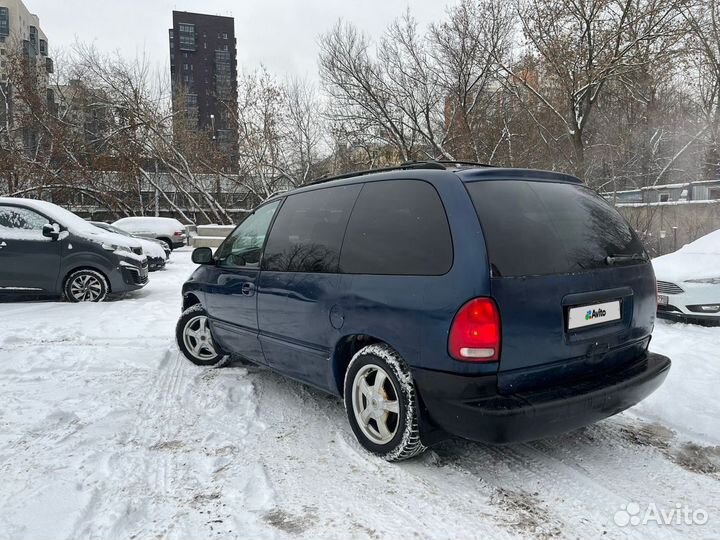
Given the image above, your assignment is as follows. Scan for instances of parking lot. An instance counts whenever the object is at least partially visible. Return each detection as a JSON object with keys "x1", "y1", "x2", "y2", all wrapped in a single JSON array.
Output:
[{"x1": 1, "y1": 249, "x2": 719, "y2": 540}]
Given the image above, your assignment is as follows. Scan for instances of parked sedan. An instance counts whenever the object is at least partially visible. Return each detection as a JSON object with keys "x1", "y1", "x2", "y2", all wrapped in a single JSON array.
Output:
[
  {"x1": 112, "y1": 217, "x2": 188, "y2": 250},
  {"x1": 653, "y1": 229, "x2": 720, "y2": 324},
  {"x1": 91, "y1": 222, "x2": 168, "y2": 271}
]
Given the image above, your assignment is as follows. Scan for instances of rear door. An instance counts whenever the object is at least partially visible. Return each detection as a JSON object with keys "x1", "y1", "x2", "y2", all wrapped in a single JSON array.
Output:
[
  {"x1": 256, "y1": 184, "x2": 361, "y2": 388},
  {"x1": 466, "y1": 180, "x2": 655, "y2": 393},
  {"x1": 0, "y1": 204, "x2": 61, "y2": 293}
]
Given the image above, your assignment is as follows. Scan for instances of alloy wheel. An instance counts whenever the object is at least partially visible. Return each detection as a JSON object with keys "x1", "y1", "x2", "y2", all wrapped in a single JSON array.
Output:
[
  {"x1": 69, "y1": 274, "x2": 104, "y2": 302},
  {"x1": 182, "y1": 315, "x2": 217, "y2": 361},
  {"x1": 351, "y1": 364, "x2": 401, "y2": 445}
]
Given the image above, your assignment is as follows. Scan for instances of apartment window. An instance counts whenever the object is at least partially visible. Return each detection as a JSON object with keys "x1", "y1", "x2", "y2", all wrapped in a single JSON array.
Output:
[
  {"x1": 0, "y1": 8, "x2": 9, "y2": 38},
  {"x1": 178, "y1": 23, "x2": 196, "y2": 51},
  {"x1": 39, "y1": 39, "x2": 47, "y2": 56},
  {"x1": 659, "y1": 193, "x2": 669, "y2": 202},
  {"x1": 222, "y1": 33, "x2": 228, "y2": 39},
  {"x1": 29, "y1": 26, "x2": 37, "y2": 53},
  {"x1": 183, "y1": 63, "x2": 188, "y2": 71}
]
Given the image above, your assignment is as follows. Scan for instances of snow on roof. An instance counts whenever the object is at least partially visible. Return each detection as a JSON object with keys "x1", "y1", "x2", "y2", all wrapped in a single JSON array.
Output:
[
  {"x1": 682, "y1": 228, "x2": 720, "y2": 255},
  {"x1": 601, "y1": 179, "x2": 720, "y2": 196},
  {"x1": 0, "y1": 197, "x2": 141, "y2": 248},
  {"x1": 615, "y1": 199, "x2": 720, "y2": 207}
]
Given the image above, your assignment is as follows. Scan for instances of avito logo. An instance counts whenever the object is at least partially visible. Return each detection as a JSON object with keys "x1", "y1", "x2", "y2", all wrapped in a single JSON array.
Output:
[{"x1": 585, "y1": 308, "x2": 607, "y2": 321}]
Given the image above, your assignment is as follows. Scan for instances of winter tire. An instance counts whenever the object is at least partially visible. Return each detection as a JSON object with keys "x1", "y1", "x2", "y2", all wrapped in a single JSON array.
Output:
[
  {"x1": 176, "y1": 304, "x2": 226, "y2": 366},
  {"x1": 64, "y1": 269, "x2": 109, "y2": 302},
  {"x1": 344, "y1": 343, "x2": 426, "y2": 462}
]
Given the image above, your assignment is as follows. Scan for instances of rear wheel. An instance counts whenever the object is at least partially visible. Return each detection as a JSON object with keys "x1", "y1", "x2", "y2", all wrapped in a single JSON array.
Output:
[
  {"x1": 64, "y1": 269, "x2": 108, "y2": 302},
  {"x1": 176, "y1": 304, "x2": 225, "y2": 366},
  {"x1": 344, "y1": 343, "x2": 426, "y2": 461}
]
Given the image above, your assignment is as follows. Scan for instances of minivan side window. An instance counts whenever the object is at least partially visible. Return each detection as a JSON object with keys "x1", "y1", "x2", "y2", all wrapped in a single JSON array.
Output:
[
  {"x1": 262, "y1": 184, "x2": 362, "y2": 273},
  {"x1": 215, "y1": 200, "x2": 281, "y2": 268},
  {"x1": 339, "y1": 180, "x2": 453, "y2": 275},
  {"x1": 0, "y1": 205, "x2": 50, "y2": 239}
]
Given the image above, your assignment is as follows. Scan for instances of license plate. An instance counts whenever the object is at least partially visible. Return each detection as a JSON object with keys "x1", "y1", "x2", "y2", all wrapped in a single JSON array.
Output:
[
  {"x1": 567, "y1": 300, "x2": 622, "y2": 330},
  {"x1": 657, "y1": 294, "x2": 668, "y2": 305}
]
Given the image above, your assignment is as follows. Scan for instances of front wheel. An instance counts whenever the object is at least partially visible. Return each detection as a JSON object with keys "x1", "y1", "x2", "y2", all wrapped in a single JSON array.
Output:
[
  {"x1": 176, "y1": 304, "x2": 226, "y2": 366},
  {"x1": 64, "y1": 269, "x2": 108, "y2": 302},
  {"x1": 344, "y1": 343, "x2": 426, "y2": 462}
]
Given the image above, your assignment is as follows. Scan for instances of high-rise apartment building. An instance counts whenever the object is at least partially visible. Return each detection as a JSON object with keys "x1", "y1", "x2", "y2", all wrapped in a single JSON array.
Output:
[
  {"x1": 169, "y1": 11, "x2": 238, "y2": 167},
  {"x1": 0, "y1": 0, "x2": 53, "y2": 151}
]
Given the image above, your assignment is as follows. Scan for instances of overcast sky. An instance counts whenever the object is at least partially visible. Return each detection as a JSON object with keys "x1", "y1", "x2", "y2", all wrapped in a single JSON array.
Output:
[{"x1": 28, "y1": 0, "x2": 451, "y2": 81}]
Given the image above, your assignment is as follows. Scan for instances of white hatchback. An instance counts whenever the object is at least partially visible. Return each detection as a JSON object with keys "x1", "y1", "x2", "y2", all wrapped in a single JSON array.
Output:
[
  {"x1": 113, "y1": 217, "x2": 189, "y2": 250},
  {"x1": 652, "y1": 229, "x2": 720, "y2": 323}
]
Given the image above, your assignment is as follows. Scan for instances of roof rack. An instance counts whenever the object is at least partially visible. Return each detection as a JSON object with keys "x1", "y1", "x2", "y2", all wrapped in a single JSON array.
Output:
[
  {"x1": 431, "y1": 159, "x2": 493, "y2": 168},
  {"x1": 306, "y1": 159, "x2": 491, "y2": 187}
]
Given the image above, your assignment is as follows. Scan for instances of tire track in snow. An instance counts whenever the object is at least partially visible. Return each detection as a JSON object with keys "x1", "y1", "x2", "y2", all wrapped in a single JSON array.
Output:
[
  {"x1": 435, "y1": 417, "x2": 720, "y2": 540},
  {"x1": 67, "y1": 346, "x2": 192, "y2": 540}
]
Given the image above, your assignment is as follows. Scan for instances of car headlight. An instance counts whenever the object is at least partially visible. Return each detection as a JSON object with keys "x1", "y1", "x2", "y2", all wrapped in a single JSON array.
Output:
[
  {"x1": 685, "y1": 277, "x2": 720, "y2": 284},
  {"x1": 101, "y1": 242, "x2": 131, "y2": 253}
]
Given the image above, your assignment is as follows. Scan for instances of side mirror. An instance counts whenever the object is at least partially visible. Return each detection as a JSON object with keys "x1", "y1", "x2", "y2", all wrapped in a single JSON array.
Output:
[
  {"x1": 42, "y1": 223, "x2": 60, "y2": 241},
  {"x1": 192, "y1": 247, "x2": 214, "y2": 265}
]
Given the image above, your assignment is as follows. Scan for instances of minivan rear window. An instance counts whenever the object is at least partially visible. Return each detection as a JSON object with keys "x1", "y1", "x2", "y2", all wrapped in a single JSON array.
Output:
[{"x1": 466, "y1": 180, "x2": 646, "y2": 277}]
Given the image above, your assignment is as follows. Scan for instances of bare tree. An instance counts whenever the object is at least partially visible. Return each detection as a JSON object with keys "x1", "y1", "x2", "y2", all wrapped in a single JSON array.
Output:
[
  {"x1": 507, "y1": 0, "x2": 681, "y2": 180},
  {"x1": 681, "y1": 0, "x2": 720, "y2": 180}
]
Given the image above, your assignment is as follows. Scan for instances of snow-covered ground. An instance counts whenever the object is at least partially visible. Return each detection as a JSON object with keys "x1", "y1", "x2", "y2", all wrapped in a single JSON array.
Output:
[{"x1": 1, "y1": 250, "x2": 719, "y2": 540}]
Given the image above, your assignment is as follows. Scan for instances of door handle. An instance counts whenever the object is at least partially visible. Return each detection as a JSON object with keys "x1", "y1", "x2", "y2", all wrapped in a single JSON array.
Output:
[{"x1": 241, "y1": 282, "x2": 256, "y2": 296}]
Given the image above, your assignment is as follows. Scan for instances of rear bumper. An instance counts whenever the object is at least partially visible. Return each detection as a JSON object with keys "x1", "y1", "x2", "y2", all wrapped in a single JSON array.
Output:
[{"x1": 413, "y1": 352, "x2": 671, "y2": 444}]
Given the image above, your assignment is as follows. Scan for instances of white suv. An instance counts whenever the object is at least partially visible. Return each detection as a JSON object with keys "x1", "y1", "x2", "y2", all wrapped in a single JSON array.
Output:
[{"x1": 113, "y1": 217, "x2": 189, "y2": 250}]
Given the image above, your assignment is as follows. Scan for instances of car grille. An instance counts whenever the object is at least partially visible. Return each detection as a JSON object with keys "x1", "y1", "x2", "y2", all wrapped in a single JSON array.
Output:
[{"x1": 657, "y1": 281, "x2": 684, "y2": 295}]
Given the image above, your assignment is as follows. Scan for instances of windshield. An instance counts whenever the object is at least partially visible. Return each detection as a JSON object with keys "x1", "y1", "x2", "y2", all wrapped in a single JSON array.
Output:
[
  {"x1": 466, "y1": 180, "x2": 647, "y2": 277},
  {"x1": 93, "y1": 222, "x2": 132, "y2": 237}
]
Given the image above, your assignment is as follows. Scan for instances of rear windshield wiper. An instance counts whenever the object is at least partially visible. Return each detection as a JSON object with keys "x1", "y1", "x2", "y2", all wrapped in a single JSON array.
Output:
[{"x1": 605, "y1": 253, "x2": 647, "y2": 265}]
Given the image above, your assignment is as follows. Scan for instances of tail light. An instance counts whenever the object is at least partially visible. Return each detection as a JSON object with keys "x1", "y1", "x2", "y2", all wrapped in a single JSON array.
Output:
[
  {"x1": 173, "y1": 231, "x2": 184, "y2": 237},
  {"x1": 448, "y1": 297, "x2": 501, "y2": 362}
]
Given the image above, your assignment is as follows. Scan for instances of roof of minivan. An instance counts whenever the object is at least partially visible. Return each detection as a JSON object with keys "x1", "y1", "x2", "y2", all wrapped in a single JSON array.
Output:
[
  {"x1": 275, "y1": 166, "x2": 582, "y2": 200},
  {"x1": 454, "y1": 167, "x2": 581, "y2": 184}
]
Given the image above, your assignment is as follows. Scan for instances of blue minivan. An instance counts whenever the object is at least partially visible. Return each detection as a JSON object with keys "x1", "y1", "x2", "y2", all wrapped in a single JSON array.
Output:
[{"x1": 176, "y1": 162, "x2": 671, "y2": 461}]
